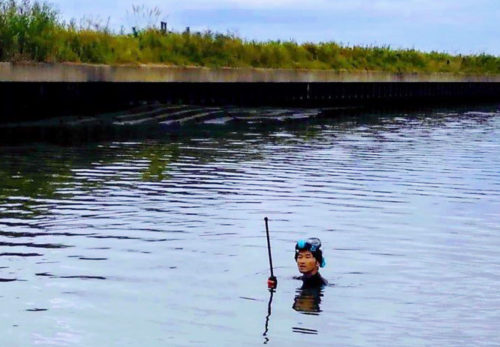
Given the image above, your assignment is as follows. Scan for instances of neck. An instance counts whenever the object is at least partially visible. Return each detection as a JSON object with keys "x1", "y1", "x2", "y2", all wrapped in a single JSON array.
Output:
[{"x1": 303, "y1": 268, "x2": 319, "y2": 278}]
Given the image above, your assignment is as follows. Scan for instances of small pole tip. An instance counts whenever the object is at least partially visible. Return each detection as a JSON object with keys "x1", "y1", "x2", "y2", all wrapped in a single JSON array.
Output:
[{"x1": 264, "y1": 217, "x2": 268, "y2": 222}]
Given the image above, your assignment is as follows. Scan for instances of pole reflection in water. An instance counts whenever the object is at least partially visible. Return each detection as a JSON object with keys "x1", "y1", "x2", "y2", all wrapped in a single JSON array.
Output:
[{"x1": 262, "y1": 288, "x2": 275, "y2": 344}]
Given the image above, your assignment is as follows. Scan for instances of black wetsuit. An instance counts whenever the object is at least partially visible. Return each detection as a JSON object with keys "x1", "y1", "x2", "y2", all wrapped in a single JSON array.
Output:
[{"x1": 298, "y1": 273, "x2": 328, "y2": 289}]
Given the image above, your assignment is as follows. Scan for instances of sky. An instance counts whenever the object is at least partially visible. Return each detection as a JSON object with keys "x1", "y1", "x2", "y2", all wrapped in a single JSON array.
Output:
[{"x1": 50, "y1": 0, "x2": 499, "y2": 55}]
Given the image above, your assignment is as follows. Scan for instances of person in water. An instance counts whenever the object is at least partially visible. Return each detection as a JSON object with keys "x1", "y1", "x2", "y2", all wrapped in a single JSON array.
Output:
[
  {"x1": 267, "y1": 237, "x2": 327, "y2": 289},
  {"x1": 294, "y1": 237, "x2": 328, "y2": 288},
  {"x1": 292, "y1": 237, "x2": 327, "y2": 313}
]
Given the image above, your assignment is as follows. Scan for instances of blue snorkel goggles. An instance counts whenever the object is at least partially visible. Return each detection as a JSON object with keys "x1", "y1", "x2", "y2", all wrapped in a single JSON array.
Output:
[{"x1": 295, "y1": 237, "x2": 326, "y2": 268}]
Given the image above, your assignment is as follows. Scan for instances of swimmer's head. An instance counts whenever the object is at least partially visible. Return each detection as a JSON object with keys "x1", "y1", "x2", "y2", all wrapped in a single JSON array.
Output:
[{"x1": 295, "y1": 238, "x2": 326, "y2": 275}]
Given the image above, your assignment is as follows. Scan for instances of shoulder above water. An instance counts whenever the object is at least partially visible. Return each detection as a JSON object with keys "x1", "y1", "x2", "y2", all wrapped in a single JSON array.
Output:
[{"x1": 296, "y1": 273, "x2": 328, "y2": 288}]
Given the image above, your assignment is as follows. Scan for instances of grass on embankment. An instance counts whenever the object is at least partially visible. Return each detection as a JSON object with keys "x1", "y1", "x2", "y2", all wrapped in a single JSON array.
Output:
[{"x1": 1, "y1": 0, "x2": 499, "y2": 74}]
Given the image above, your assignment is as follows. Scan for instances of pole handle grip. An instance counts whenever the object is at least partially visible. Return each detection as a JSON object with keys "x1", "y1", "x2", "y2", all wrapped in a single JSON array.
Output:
[{"x1": 267, "y1": 276, "x2": 277, "y2": 289}]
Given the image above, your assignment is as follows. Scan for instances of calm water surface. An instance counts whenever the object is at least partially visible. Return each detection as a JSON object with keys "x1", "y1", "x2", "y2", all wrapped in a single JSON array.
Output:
[{"x1": 1, "y1": 107, "x2": 499, "y2": 346}]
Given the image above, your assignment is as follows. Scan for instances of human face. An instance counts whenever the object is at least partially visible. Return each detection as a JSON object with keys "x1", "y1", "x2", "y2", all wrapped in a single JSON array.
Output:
[{"x1": 296, "y1": 250, "x2": 319, "y2": 276}]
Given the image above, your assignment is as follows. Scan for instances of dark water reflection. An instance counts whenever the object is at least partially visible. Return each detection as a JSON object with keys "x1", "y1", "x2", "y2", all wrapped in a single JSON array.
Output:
[
  {"x1": 1, "y1": 106, "x2": 500, "y2": 346},
  {"x1": 293, "y1": 287, "x2": 323, "y2": 314}
]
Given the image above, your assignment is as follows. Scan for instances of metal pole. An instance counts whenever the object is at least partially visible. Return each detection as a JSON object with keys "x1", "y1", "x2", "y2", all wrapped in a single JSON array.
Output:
[{"x1": 264, "y1": 217, "x2": 276, "y2": 280}]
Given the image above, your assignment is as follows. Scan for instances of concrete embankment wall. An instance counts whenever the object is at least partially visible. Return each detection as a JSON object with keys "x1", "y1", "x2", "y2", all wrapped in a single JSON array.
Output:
[
  {"x1": 1, "y1": 63, "x2": 499, "y2": 122},
  {"x1": 3, "y1": 62, "x2": 500, "y2": 83}
]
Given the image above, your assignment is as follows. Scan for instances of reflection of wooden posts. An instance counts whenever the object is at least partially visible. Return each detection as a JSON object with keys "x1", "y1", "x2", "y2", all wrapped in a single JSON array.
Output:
[{"x1": 161, "y1": 21, "x2": 167, "y2": 34}]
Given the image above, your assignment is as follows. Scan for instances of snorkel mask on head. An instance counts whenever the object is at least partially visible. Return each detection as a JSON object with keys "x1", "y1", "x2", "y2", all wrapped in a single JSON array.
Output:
[{"x1": 295, "y1": 237, "x2": 326, "y2": 268}]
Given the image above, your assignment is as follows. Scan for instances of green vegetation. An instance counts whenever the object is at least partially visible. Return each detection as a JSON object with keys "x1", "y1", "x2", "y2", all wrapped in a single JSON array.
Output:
[{"x1": 1, "y1": 0, "x2": 499, "y2": 74}]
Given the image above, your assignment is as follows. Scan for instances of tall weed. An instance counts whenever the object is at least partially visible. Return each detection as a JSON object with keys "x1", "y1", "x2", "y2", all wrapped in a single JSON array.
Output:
[{"x1": 0, "y1": 0, "x2": 498, "y2": 74}]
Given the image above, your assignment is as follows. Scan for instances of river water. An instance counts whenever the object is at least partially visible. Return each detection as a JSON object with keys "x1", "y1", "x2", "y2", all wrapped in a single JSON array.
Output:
[{"x1": 1, "y1": 106, "x2": 499, "y2": 346}]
